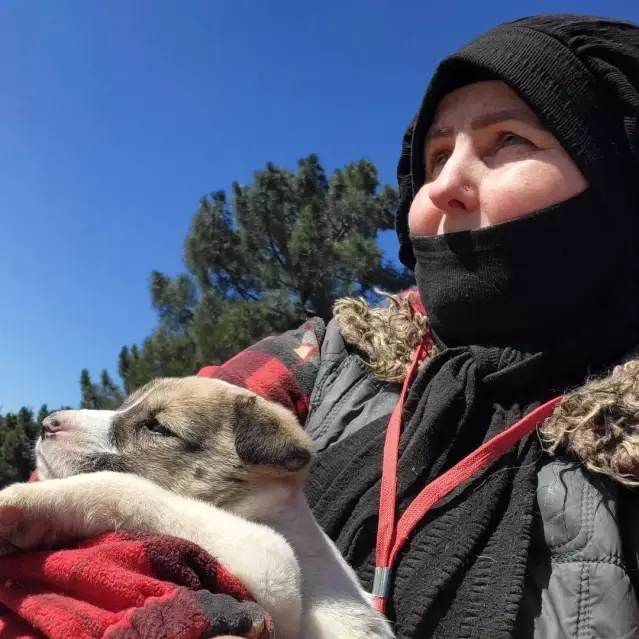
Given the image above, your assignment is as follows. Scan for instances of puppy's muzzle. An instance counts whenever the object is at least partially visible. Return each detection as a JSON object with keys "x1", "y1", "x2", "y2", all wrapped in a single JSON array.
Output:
[{"x1": 41, "y1": 414, "x2": 65, "y2": 438}]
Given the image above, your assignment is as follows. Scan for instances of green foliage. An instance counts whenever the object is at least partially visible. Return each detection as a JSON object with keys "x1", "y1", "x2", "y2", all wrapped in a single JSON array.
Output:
[
  {"x1": 1, "y1": 154, "x2": 412, "y2": 485},
  {"x1": 117, "y1": 154, "x2": 412, "y2": 392},
  {"x1": 0, "y1": 404, "x2": 78, "y2": 487},
  {"x1": 80, "y1": 369, "x2": 124, "y2": 410},
  {"x1": 0, "y1": 408, "x2": 36, "y2": 487}
]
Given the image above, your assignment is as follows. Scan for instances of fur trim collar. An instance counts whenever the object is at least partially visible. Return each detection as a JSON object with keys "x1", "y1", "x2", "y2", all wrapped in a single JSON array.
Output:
[
  {"x1": 334, "y1": 293, "x2": 639, "y2": 486},
  {"x1": 333, "y1": 291, "x2": 436, "y2": 384}
]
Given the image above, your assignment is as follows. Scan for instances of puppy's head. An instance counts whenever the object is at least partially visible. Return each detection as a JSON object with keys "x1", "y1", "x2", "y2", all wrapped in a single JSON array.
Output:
[{"x1": 36, "y1": 378, "x2": 313, "y2": 517}]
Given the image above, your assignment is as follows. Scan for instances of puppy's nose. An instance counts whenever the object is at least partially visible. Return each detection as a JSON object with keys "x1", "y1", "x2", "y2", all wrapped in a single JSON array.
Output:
[{"x1": 41, "y1": 414, "x2": 64, "y2": 437}]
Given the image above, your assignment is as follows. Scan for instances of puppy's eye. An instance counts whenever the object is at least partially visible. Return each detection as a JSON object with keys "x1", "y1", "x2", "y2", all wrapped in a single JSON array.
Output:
[{"x1": 145, "y1": 420, "x2": 173, "y2": 437}]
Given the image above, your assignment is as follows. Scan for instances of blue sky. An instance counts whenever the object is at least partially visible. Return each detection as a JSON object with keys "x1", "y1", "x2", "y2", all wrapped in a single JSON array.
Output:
[{"x1": 1, "y1": 0, "x2": 637, "y2": 413}]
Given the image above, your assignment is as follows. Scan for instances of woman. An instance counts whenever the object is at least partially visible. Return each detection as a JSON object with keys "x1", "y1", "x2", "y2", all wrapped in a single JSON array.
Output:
[{"x1": 208, "y1": 13, "x2": 639, "y2": 639}]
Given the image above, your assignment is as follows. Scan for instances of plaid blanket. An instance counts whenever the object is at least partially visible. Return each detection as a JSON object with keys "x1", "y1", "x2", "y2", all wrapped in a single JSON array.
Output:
[
  {"x1": 196, "y1": 317, "x2": 326, "y2": 421},
  {"x1": 0, "y1": 531, "x2": 273, "y2": 638}
]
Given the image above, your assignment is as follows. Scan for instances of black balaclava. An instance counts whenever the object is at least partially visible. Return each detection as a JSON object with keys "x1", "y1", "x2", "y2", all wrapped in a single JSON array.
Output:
[
  {"x1": 306, "y1": 15, "x2": 639, "y2": 639},
  {"x1": 396, "y1": 14, "x2": 639, "y2": 352}
]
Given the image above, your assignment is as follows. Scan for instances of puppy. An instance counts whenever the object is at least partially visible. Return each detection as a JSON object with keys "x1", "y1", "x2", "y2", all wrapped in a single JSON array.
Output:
[{"x1": 0, "y1": 377, "x2": 394, "y2": 639}]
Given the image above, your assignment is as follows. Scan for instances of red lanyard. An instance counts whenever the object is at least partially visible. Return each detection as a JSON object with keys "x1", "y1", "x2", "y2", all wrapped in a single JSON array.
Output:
[{"x1": 373, "y1": 342, "x2": 563, "y2": 613}]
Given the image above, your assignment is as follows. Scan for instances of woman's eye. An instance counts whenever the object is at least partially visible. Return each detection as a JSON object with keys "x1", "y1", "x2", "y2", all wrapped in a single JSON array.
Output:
[
  {"x1": 498, "y1": 132, "x2": 529, "y2": 147},
  {"x1": 433, "y1": 151, "x2": 449, "y2": 167},
  {"x1": 145, "y1": 420, "x2": 173, "y2": 436},
  {"x1": 427, "y1": 150, "x2": 450, "y2": 178}
]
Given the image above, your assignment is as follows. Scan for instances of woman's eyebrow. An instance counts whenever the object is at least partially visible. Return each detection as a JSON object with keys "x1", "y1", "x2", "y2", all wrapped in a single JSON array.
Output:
[{"x1": 426, "y1": 108, "x2": 543, "y2": 144}]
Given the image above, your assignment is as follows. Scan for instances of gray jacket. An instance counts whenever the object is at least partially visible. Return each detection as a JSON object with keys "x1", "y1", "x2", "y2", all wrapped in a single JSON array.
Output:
[{"x1": 305, "y1": 317, "x2": 639, "y2": 639}]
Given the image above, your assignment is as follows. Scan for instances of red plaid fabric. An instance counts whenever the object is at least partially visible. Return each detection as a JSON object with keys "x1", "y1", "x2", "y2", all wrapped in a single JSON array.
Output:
[
  {"x1": 0, "y1": 531, "x2": 273, "y2": 639},
  {"x1": 197, "y1": 317, "x2": 326, "y2": 423}
]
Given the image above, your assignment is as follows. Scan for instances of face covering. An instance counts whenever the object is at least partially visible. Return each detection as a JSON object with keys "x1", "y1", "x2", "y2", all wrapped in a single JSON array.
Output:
[{"x1": 410, "y1": 188, "x2": 617, "y2": 351}]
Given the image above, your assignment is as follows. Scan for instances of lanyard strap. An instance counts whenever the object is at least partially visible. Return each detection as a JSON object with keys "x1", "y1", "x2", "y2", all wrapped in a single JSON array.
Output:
[{"x1": 373, "y1": 343, "x2": 563, "y2": 613}]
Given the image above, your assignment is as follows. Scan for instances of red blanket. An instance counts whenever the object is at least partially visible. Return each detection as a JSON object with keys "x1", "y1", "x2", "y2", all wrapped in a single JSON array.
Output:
[{"x1": 0, "y1": 529, "x2": 273, "y2": 638}]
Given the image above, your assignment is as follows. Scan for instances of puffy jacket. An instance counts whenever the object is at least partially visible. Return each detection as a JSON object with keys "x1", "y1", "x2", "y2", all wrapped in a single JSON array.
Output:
[{"x1": 199, "y1": 293, "x2": 639, "y2": 638}]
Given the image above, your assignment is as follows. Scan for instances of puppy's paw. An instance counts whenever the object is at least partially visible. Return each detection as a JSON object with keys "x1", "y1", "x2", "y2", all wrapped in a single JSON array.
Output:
[
  {"x1": 0, "y1": 472, "x2": 154, "y2": 555},
  {"x1": 0, "y1": 482, "x2": 75, "y2": 554}
]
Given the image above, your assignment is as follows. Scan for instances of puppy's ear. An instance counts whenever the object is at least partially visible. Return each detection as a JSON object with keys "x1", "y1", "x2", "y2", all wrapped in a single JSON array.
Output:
[{"x1": 232, "y1": 394, "x2": 312, "y2": 472}]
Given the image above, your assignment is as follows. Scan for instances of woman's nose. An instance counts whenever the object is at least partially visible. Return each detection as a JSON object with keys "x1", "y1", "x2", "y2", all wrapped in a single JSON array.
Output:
[{"x1": 427, "y1": 151, "x2": 479, "y2": 216}]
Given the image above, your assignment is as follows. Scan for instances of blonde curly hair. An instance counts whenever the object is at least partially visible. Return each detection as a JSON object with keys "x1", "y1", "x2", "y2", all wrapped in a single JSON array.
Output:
[
  {"x1": 540, "y1": 360, "x2": 639, "y2": 487},
  {"x1": 333, "y1": 291, "x2": 434, "y2": 383}
]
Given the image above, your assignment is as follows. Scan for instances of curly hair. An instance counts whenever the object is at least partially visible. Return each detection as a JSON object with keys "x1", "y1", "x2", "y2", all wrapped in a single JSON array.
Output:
[
  {"x1": 333, "y1": 291, "x2": 435, "y2": 383},
  {"x1": 540, "y1": 360, "x2": 639, "y2": 487}
]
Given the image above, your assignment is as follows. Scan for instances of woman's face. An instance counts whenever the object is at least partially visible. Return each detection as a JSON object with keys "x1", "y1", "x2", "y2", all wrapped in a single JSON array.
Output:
[{"x1": 408, "y1": 81, "x2": 588, "y2": 237}]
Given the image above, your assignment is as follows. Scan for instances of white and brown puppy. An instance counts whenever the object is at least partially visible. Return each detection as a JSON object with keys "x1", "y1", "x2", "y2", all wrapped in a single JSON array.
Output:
[{"x1": 0, "y1": 377, "x2": 394, "y2": 639}]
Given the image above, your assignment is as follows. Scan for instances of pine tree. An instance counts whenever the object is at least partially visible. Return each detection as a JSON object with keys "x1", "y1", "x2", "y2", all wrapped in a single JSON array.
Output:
[
  {"x1": 18, "y1": 407, "x2": 38, "y2": 442},
  {"x1": 0, "y1": 412, "x2": 32, "y2": 487},
  {"x1": 100, "y1": 370, "x2": 124, "y2": 408},
  {"x1": 37, "y1": 404, "x2": 49, "y2": 428},
  {"x1": 80, "y1": 369, "x2": 101, "y2": 409},
  {"x1": 115, "y1": 154, "x2": 413, "y2": 391},
  {"x1": 79, "y1": 369, "x2": 124, "y2": 410}
]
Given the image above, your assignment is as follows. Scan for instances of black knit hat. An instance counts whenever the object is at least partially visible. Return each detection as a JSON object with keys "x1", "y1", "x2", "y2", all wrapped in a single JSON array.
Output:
[{"x1": 396, "y1": 14, "x2": 639, "y2": 270}]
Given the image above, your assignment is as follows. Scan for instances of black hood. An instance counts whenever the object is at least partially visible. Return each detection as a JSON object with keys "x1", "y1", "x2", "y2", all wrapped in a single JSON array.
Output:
[{"x1": 396, "y1": 14, "x2": 639, "y2": 270}]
